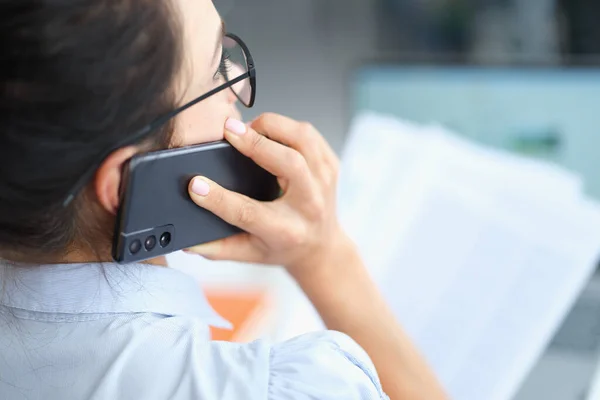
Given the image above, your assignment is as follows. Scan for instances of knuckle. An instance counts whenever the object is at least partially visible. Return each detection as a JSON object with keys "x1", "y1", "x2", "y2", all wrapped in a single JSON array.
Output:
[
  {"x1": 324, "y1": 163, "x2": 340, "y2": 187},
  {"x1": 298, "y1": 121, "x2": 316, "y2": 136},
  {"x1": 281, "y1": 223, "x2": 308, "y2": 247},
  {"x1": 248, "y1": 132, "x2": 266, "y2": 156},
  {"x1": 298, "y1": 121, "x2": 314, "y2": 131},
  {"x1": 330, "y1": 156, "x2": 341, "y2": 173},
  {"x1": 236, "y1": 200, "x2": 257, "y2": 225},
  {"x1": 287, "y1": 151, "x2": 307, "y2": 175},
  {"x1": 306, "y1": 196, "x2": 326, "y2": 220},
  {"x1": 212, "y1": 187, "x2": 226, "y2": 208}
]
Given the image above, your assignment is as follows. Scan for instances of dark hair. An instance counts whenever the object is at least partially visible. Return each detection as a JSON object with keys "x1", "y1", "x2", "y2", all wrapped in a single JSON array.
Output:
[{"x1": 0, "y1": 1, "x2": 183, "y2": 259}]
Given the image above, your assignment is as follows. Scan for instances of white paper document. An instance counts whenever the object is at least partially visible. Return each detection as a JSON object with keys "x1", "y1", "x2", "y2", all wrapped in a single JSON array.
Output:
[{"x1": 336, "y1": 113, "x2": 600, "y2": 400}]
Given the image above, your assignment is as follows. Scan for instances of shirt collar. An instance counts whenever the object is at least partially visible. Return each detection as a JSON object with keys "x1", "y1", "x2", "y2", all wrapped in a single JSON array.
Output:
[{"x1": 0, "y1": 262, "x2": 231, "y2": 329}]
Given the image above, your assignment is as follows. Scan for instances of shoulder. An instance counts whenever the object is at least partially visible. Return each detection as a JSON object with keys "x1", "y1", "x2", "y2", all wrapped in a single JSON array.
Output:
[
  {"x1": 118, "y1": 318, "x2": 388, "y2": 400},
  {"x1": 168, "y1": 324, "x2": 388, "y2": 399},
  {"x1": 267, "y1": 330, "x2": 388, "y2": 400}
]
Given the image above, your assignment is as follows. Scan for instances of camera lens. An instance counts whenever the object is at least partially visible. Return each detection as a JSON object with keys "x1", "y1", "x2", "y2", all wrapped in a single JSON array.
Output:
[
  {"x1": 160, "y1": 232, "x2": 171, "y2": 248},
  {"x1": 129, "y1": 239, "x2": 142, "y2": 255},
  {"x1": 144, "y1": 235, "x2": 157, "y2": 251}
]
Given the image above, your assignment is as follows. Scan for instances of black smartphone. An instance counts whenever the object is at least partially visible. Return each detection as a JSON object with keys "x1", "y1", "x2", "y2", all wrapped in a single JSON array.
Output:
[{"x1": 112, "y1": 141, "x2": 280, "y2": 264}]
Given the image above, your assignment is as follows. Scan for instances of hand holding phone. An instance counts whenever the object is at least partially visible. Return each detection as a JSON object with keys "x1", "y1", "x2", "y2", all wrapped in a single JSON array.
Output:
[
  {"x1": 185, "y1": 113, "x2": 346, "y2": 274},
  {"x1": 112, "y1": 140, "x2": 280, "y2": 263}
]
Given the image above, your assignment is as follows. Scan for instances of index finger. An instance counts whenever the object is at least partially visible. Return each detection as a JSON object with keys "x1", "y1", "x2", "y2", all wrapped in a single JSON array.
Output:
[
  {"x1": 251, "y1": 113, "x2": 337, "y2": 163},
  {"x1": 224, "y1": 121, "x2": 316, "y2": 199}
]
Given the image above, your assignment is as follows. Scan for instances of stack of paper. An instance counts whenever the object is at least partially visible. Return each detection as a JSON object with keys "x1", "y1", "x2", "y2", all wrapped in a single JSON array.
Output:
[{"x1": 333, "y1": 112, "x2": 600, "y2": 400}]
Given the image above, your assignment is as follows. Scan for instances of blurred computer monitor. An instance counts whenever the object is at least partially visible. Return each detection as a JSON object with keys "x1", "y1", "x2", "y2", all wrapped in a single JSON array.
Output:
[{"x1": 352, "y1": 64, "x2": 600, "y2": 198}]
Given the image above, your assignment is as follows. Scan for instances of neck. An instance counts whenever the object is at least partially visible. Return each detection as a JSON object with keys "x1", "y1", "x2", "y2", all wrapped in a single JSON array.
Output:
[
  {"x1": 59, "y1": 249, "x2": 169, "y2": 267},
  {"x1": 1, "y1": 247, "x2": 169, "y2": 268}
]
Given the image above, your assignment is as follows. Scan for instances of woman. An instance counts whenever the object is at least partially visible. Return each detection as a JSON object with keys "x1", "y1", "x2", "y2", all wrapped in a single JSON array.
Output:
[{"x1": 0, "y1": 1, "x2": 447, "y2": 399}]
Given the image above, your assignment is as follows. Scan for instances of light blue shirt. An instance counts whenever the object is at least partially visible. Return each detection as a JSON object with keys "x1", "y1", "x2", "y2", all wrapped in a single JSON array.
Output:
[{"x1": 0, "y1": 262, "x2": 388, "y2": 399}]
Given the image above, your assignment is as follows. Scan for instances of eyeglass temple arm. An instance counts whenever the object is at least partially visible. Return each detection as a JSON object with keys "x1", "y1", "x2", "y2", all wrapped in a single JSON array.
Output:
[{"x1": 62, "y1": 72, "x2": 253, "y2": 208}]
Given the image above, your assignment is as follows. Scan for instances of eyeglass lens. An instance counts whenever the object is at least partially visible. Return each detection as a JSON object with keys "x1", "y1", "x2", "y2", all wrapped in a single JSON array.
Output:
[{"x1": 223, "y1": 36, "x2": 252, "y2": 106}]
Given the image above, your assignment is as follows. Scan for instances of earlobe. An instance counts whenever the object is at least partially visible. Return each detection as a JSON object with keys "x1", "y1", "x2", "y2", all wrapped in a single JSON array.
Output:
[{"x1": 94, "y1": 146, "x2": 139, "y2": 215}]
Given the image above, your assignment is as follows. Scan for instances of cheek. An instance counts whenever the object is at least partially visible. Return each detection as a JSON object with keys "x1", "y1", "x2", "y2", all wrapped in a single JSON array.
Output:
[{"x1": 175, "y1": 102, "x2": 228, "y2": 146}]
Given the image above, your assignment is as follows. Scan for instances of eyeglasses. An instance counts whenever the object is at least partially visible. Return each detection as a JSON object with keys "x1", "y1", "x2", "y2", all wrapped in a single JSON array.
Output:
[{"x1": 62, "y1": 33, "x2": 256, "y2": 207}]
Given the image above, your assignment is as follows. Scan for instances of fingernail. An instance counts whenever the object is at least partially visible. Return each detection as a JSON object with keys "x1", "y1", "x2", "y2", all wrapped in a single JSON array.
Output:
[
  {"x1": 225, "y1": 118, "x2": 247, "y2": 135},
  {"x1": 191, "y1": 178, "x2": 210, "y2": 196}
]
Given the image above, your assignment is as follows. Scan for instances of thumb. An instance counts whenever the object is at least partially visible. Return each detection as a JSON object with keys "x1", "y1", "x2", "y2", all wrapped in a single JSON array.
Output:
[{"x1": 185, "y1": 233, "x2": 265, "y2": 263}]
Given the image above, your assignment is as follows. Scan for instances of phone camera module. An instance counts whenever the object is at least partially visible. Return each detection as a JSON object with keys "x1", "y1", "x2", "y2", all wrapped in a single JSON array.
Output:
[
  {"x1": 129, "y1": 239, "x2": 142, "y2": 255},
  {"x1": 160, "y1": 232, "x2": 171, "y2": 248},
  {"x1": 144, "y1": 235, "x2": 157, "y2": 251}
]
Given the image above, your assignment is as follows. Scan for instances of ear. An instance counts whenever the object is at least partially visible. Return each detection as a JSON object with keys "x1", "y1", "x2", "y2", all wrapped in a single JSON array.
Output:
[{"x1": 94, "y1": 146, "x2": 139, "y2": 215}]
